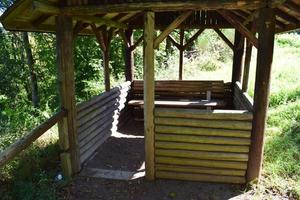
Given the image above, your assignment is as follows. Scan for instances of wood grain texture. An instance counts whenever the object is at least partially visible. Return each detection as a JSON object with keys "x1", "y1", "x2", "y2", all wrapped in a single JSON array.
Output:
[
  {"x1": 144, "y1": 12, "x2": 155, "y2": 180},
  {"x1": 156, "y1": 142, "x2": 249, "y2": 153},
  {"x1": 155, "y1": 149, "x2": 249, "y2": 161},
  {"x1": 156, "y1": 164, "x2": 246, "y2": 176},
  {"x1": 156, "y1": 171, "x2": 245, "y2": 184},
  {"x1": 247, "y1": 7, "x2": 275, "y2": 182},
  {"x1": 156, "y1": 156, "x2": 248, "y2": 170},
  {"x1": 56, "y1": 15, "x2": 80, "y2": 176}
]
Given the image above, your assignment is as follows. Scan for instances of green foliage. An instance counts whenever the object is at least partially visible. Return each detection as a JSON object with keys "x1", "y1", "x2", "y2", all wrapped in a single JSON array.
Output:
[{"x1": 276, "y1": 33, "x2": 300, "y2": 48}]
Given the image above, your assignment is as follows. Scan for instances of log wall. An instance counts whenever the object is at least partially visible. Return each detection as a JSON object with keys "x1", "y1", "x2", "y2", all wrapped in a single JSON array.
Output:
[
  {"x1": 76, "y1": 81, "x2": 131, "y2": 164},
  {"x1": 154, "y1": 108, "x2": 253, "y2": 184},
  {"x1": 132, "y1": 80, "x2": 231, "y2": 100},
  {"x1": 233, "y1": 81, "x2": 253, "y2": 111}
]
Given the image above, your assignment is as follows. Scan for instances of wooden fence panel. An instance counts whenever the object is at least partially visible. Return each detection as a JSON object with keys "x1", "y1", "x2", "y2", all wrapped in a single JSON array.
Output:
[
  {"x1": 154, "y1": 107, "x2": 253, "y2": 184},
  {"x1": 77, "y1": 81, "x2": 131, "y2": 164}
]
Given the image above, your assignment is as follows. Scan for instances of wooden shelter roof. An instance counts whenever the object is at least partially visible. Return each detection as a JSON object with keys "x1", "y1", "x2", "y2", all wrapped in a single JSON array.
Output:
[{"x1": 1, "y1": 0, "x2": 300, "y2": 34}]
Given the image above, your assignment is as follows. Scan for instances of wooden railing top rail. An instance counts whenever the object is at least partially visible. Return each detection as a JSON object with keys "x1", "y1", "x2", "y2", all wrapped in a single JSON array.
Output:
[{"x1": 0, "y1": 109, "x2": 67, "y2": 166}]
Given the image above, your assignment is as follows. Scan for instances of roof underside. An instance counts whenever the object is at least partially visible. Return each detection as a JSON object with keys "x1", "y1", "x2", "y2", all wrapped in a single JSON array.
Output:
[{"x1": 1, "y1": 0, "x2": 300, "y2": 35}]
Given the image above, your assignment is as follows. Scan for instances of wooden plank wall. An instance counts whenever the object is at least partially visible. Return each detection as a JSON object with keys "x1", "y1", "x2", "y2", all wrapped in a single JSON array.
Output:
[
  {"x1": 154, "y1": 108, "x2": 253, "y2": 184},
  {"x1": 132, "y1": 80, "x2": 229, "y2": 100},
  {"x1": 233, "y1": 82, "x2": 253, "y2": 111},
  {"x1": 76, "y1": 81, "x2": 131, "y2": 164}
]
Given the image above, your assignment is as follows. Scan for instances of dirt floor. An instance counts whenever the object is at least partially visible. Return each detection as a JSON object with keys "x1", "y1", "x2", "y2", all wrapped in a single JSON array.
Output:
[
  {"x1": 62, "y1": 177, "x2": 246, "y2": 200},
  {"x1": 60, "y1": 120, "x2": 250, "y2": 200}
]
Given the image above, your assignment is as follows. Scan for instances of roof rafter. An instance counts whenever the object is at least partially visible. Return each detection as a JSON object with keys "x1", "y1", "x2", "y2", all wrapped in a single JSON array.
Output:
[{"x1": 218, "y1": 10, "x2": 258, "y2": 48}]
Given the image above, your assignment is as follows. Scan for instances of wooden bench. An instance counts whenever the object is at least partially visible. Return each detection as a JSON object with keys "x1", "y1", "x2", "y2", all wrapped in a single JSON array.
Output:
[
  {"x1": 129, "y1": 80, "x2": 228, "y2": 111},
  {"x1": 131, "y1": 80, "x2": 227, "y2": 100}
]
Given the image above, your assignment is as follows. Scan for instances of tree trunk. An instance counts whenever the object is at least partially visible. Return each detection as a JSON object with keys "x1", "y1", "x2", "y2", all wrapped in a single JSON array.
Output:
[{"x1": 22, "y1": 32, "x2": 39, "y2": 107}]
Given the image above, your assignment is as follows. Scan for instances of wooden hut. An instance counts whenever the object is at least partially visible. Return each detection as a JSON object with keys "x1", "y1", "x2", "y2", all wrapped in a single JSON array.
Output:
[{"x1": 1, "y1": 0, "x2": 300, "y2": 184}]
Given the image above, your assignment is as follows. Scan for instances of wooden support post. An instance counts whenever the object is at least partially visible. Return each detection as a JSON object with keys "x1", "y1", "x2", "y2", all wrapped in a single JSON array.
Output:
[
  {"x1": 101, "y1": 27, "x2": 111, "y2": 92},
  {"x1": 144, "y1": 11, "x2": 155, "y2": 180},
  {"x1": 247, "y1": 7, "x2": 275, "y2": 182},
  {"x1": 124, "y1": 29, "x2": 134, "y2": 81},
  {"x1": 56, "y1": 15, "x2": 80, "y2": 177},
  {"x1": 179, "y1": 29, "x2": 184, "y2": 80},
  {"x1": 242, "y1": 39, "x2": 253, "y2": 92},
  {"x1": 232, "y1": 30, "x2": 245, "y2": 84}
]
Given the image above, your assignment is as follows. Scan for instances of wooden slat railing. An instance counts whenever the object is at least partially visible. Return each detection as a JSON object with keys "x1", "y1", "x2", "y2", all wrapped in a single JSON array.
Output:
[{"x1": 0, "y1": 109, "x2": 67, "y2": 166}]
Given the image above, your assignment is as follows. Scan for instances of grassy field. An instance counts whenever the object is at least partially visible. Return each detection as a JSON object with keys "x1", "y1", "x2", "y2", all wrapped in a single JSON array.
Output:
[{"x1": 0, "y1": 31, "x2": 299, "y2": 199}]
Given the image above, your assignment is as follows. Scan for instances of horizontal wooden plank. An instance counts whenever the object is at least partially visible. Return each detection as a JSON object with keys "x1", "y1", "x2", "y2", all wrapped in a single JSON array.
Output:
[
  {"x1": 77, "y1": 99, "x2": 116, "y2": 126},
  {"x1": 77, "y1": 81, "x2": 130, "y2": 111},
  {"x1": 81, "y1": 168, "x2": 145, "y2": 180},
  {"x1": 80, "y1": 133, "x2": 111, "y2": 164},
  {"x1": 156, "y1": 164, "x2": 246, "y2": 176},
  {"x1": 155, "y1": 125, "x2": 251, "y2": 138},
  {"x1": 155, "y1": 108, "x2": 253, "y2": 121},
  {"x1": 155, "y1": 134, "x2": 251, "y2": 145},
  {"x1": 79, "y1": 125, "x2": 113, "y2": 154},
  {"x1": 79, "y1": 118, "x2": 114, "y2": 147},
  {"x1": 77, "y1": 106, "x2": 117, "y2": 134},
  {"x1": 156, "y1": 171, "x2": 245, "y2": 184},
  {"x1": 156, "y1": 156, "x2": 247, "y2": 170},
  {"x1": 77, "y1": 89, "x2": 129, "y2": 119},
  {"x1": 155, "y1": 117, "x2": 252, "y2": 130},
  {"x1": 129, "y1": 100, "x2": 226, "y2": 108},
  {"x1": 155, "y1": 149, "x2": 248, "y2": 161},
  {"x1": 155, "y1": 141, "x2": 249, "y2": 153}
]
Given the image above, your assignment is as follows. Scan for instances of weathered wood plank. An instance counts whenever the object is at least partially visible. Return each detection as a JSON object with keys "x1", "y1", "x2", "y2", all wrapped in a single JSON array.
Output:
[
  {"x1": 61, "y1": 1, "x2": 266, "y2": 15},
  {"x1": 155, "y1": 142, "x2": 249, "y2": 153},
  {"x1": 155, "y1": 118, "x2": 252, "y2": 131},
  {"x1": 155, "y1": 149, "x2": 249, "y2": 161},
  {"x1": 156, "y1": 164, "x2": 245, "y2": 176},
  {"x1": 155, "y1": 108, "x2": 253, "y2": 121},
  {"x1": 156, "y1": 134, "x2": 251, "y2": 145},
  {"x1": 155, "y1": 125, "x2": 251, "y2": 138},
  {"x1": 156, "y1": 156, "x2": 248, "y2": 170},
  {"x1": 156, "y1": 171, "x2": 245, "y2": 184}
]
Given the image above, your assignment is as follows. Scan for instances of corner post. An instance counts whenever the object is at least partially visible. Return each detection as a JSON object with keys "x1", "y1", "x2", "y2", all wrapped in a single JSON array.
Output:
[
  {"x1": 125, "y1": 29, "x2": 134, "y2": 81},
  {"x1": 232, "y1": 29, "x2": 245, "y2": 83},
  {"x1": 179, "y1": 29, "x2": 184, "y2": 80},
  {"x1": 144, "y1": 11, "x2": 155, "y2": 180},
  {"x1": 56, "y1": 15, "x2": 80, "y2": 178},
  {"x1": 247, "y1": 7, "x2": 275, "y2": 182}
]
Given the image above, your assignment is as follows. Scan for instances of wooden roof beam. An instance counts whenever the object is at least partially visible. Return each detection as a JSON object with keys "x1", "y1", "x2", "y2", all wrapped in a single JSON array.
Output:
[
  {"x1": 73, "y1": 15, "x2": 127, "y2": 29},
  {"x1": 213, "y1": 29, "x2": 234, "y2": 50},
  {"x1": 130, "y1": 35, "x2": 144, "y2": 51},
  {"x1": 91, "y1": 24, "x2": 106, "y2": 51},
  {"x1": 218, "y1": 10, "x2": 258, "y2": 48},
  {"x1": 61, "y1": 1, "x2": 266, "y2": 15},
  {"x1": 243, "y1": 10, "x2": 259, "y2": 25},
  {"x1": 275, "y1": 8, "x2": 299, "y2": 25},
  {"x1": 167, "y1": 35, "x2": 182, "y2": 50},
  {"x1": 183, "y1": 29, "x2": 205, "y2": 50},
  {"x1": 154, "y1": 11, "x2": 192, "y2": 49},
  {"x1": 32, "y1": 0, "x2": 59, "y2": 15},
  {"x1": 284, "y1": 1, "x2": 300, "y2": 15}
]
